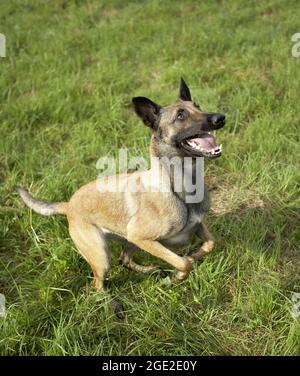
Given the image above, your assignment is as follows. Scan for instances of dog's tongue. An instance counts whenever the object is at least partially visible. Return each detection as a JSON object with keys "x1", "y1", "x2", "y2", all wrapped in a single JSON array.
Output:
[{"x1": 187, "y1": 134, "x2": 217, "y2": 151}]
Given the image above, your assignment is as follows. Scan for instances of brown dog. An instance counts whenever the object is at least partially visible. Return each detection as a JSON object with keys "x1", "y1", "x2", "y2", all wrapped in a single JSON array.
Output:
[{"x1": 17, "y1": 79, "x2": 225, "y2": 295}]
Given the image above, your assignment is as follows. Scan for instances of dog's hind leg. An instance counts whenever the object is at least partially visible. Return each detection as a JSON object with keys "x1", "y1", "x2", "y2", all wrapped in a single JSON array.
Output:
[
  {"x1": 119, "y1": 244, "x2": 163, "y2": 275},
  {"x1": 68, "y1": 219, "x2": 109, "y2": 291},
  {"x1": 189, "y1": 222, "x2": 215, "y2": 261},
  {"x1": 68, "y1": 219, "x2": 125, "y2": 318},
  {"x1": 126, "y1": 238, "x2": 193, "y2": 281}
]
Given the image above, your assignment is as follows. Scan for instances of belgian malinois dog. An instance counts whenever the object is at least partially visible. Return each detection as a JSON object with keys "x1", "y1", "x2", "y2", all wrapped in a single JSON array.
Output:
[{"x1": 17, "y1": 79, "x2": 225, "y2": 306}]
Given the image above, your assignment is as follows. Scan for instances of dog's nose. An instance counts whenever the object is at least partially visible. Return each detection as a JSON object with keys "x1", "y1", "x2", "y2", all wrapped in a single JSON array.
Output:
[{"x1": 211, "y1": 113, "x2": 225, "y2": 127}]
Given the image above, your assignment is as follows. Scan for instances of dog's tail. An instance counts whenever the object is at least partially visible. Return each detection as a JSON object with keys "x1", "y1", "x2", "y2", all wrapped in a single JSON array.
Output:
[{"x1": 16, "y1": 187, "x2": 68, "y2": 216}]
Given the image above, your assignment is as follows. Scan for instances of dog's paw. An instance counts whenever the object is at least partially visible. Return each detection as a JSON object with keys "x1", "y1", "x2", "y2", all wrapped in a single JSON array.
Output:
[
  {"x1": 173, "y1": 270, "x2": 189, "y2": 281},
  {"x1": 173, "y1": 256, "x2": 194, "y2": 281}
]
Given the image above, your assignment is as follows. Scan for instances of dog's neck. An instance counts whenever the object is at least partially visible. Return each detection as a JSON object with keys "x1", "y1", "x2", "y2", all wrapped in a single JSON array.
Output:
[{"x1": 149, "y1": 136, "x2": 205, "y2": 204}]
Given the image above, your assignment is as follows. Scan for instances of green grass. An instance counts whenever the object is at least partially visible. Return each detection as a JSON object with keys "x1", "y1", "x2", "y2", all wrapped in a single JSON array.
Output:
[{"x1": 0, "y1": 0, "x2": 299, "y2": 355}]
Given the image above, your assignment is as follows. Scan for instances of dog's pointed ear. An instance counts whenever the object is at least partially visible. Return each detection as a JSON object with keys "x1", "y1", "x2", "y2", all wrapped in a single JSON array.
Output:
[
  {"x1": 179, "y1": 78, "x2": 192, "y2": 101},
  {"x1": 132, "y1": 97, "x2": 161, "y2": 130}
]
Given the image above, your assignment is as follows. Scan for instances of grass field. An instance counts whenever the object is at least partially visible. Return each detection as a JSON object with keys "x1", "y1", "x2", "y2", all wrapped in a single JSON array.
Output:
[{"x1": 0, "y1": 0, "x2": 299, "y2": 355}]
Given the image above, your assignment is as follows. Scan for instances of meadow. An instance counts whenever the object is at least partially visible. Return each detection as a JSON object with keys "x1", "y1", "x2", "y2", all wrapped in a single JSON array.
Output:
[{"x1": 0, "y1": 0, "x2": 299, "y2": 355}]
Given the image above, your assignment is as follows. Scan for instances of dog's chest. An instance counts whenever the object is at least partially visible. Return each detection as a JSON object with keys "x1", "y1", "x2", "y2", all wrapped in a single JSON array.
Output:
[
  {"x1": 162, "y1": 187, "x2": 211, "y2": 247},
  {"x1": 162, "y1": 206, "x2": 204, "y2": 247}
]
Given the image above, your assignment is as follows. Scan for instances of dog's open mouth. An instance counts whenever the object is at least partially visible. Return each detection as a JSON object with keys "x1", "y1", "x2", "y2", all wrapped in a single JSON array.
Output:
[{"x1": 181, "y1": 132, "x2": 222, "y2": 158}]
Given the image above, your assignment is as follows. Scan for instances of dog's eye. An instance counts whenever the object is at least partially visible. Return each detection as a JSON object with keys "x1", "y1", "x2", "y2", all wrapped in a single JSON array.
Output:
[{"x1": 177, "y1": 111, "x2": 185, "y2": 120}]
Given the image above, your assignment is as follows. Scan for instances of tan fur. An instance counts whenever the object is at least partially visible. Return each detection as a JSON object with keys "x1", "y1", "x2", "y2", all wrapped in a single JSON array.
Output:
[
  {"x1": 17, "y1": 80, "x2": 225, "y2": 293},
  {"x1": 63, "y1": 171, "x2": 197, "y2": 289}
]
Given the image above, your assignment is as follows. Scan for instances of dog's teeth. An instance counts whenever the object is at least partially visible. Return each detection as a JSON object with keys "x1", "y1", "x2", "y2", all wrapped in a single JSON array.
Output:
[{"x1": 220, "y1": 144, "x2": 222, "y2": 150}]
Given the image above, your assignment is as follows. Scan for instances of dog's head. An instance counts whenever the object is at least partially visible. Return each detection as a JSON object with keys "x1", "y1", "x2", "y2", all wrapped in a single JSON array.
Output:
[{"x1": 132, "y1": 78, "x2": 225, "y2": 159}]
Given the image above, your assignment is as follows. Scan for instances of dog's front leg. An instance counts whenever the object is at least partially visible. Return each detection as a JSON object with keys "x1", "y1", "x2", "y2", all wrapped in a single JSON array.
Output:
[
  {"x1": 189, "y1": 222, "x2": 215, "y2": 262},
  {"x1": 126, "y1": 236, "x2": 194, "y2": 281}
]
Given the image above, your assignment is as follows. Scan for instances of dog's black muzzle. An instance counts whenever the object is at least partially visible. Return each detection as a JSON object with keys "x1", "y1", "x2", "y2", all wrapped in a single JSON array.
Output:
[{"x1": 204, "y1": 113, "x2": 226, "y2": 131}]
